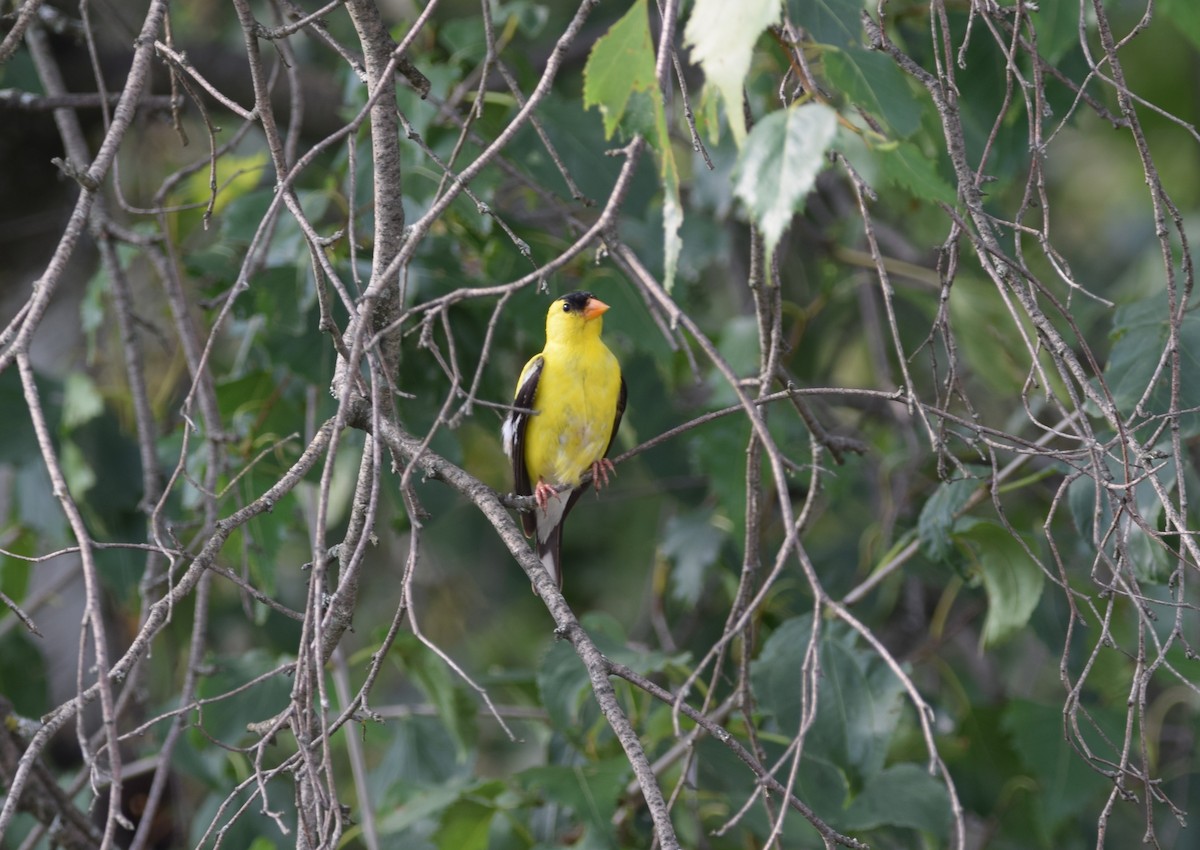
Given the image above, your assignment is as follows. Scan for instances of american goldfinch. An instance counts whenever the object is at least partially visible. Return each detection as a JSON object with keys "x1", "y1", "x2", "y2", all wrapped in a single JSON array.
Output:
[{"x1": 502, "y1": 291, "x2": 627, "y2": 588}]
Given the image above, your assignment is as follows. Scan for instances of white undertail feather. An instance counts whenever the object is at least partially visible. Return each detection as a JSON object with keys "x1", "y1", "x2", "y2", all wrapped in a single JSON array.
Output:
[{"x1": 535, "y1": 495, "x2": 567, "y2": 586}]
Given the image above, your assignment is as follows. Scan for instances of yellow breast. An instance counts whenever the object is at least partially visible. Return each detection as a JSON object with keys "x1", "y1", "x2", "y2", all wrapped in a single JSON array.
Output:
[{"x1": 524, "y1": 337, "x2": 621, "y2": 488}]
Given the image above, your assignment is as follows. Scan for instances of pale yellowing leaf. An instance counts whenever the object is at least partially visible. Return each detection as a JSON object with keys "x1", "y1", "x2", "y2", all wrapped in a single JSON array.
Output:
[{"x1": 684, "y1": 0, "x2": 782, "y2": 146}]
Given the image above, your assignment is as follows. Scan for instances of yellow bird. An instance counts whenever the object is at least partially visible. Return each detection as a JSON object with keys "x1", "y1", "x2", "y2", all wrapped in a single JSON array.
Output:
[{"x1": 502, "y1": 291, "x2": 627, "y2": 588}]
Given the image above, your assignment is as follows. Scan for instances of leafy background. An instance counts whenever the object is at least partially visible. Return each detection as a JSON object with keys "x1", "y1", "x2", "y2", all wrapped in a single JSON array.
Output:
[{"x1": 1, "y1": 0, "x2": 1199, "y2": 848}]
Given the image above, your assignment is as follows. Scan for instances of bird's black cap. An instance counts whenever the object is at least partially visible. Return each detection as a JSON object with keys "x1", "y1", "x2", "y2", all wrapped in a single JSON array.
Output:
[{"x1": 560, "y1": 291, "x2": 595, "y2": 312}]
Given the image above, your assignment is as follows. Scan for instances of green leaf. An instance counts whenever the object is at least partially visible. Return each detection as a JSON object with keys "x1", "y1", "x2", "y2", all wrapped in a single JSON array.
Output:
[
  {"x1": 1126, "y1": 517, "x2": 1171, "y2": 584},
  {"x1": 520, "y1": 759, "x2": 629, "y2": 841},
  {"x1": 62, "y1": 372, "x2": 104, "y2": 430},
  {"x1": 219, "y1": 188, "x2": 274, "y2": 248},
  {"x1": 0, "y1": 629, "x2": 48, "y2": 716},
  {"x1": 1104, "y1": 294, "x2": 1200, "y2": 437},
  {"x1": 688, "y1": 413, "x2": 750, "y2": 543},
  {"x1": 961, "y1": 521, "x2": 1044, "y2": 647},
  {"x1": 1160, "y1": 0, "x2": 1200, "y2": 52},
  {"x1": 695, "y1": 83, "x2": 723, "y2": 146},
  {"x1": 733, "y1": 103, "x2": 838, "y2": 259},
  {"x1": 433, "y1": 794, "x2": 498, "y2": 850},
  {"x1": 377, "y1": 779, "x2": 469, "y2": 836},
  {"x1": 1129, "y1": 447, "x2": 1176, "y2": 583},
  {"x1": 791, "y1": 757, "x2": 851, "y2": 827},
  {"x1": 788, "y1": 0, "x2": 862, "y2": 47},
  {"x1": 537, "y1": 637, "x2": 592, "y2": 731},
  {"x1": 439, "y1": 17, "x2": 487, "y2": 63},
  {"x1": 1001, "y1": 700, "x2": 1115, "y2": 839},
  {"x1": 748, "y1": 614, "x2": 816, "y2": 734},
  {"x1": 394, "y1": 633, "x2": 478, "y2": 759},
  {"x1": 751, "y1": 615, "x2": 905, "y2": 776},
  {"x1": 372, "y1": 717, "x2": 472, "y2": 796},
  {"x1": 15, "y1": 463, "x2": 65, "y2": 540},
  {"x1": 877, "y1": 140, "x2": 957, "y2": 204},
  {"x1": 685, "y1": 0, "x2": 782, "y2": 146},
  {"x1": 710, "y1": 315, "x2": 762, "y2": 404},
  {"x1": 61, "y1": 439, "x2": 96, "y2": 499},
  {"x1": 1067, "y1": 442, "x2": 1175, "y2": 584},
  {"x1": 583, "y1": 0, "x2": 682, "y2": 290},
  {"x1": 944, "y1": 276, "x2": 1033, "y2": 395},
  {"x1": 192, "y1": 649, "x2": 294, "y2": 749},
  {"x1": 215, "y1": 370, "x2": 301, "y2": 444},
  {"x1": 1066, "y1": 467, "x2": 1107, "y2": 546},
  {"x1": 0, "y1": 369, "x2": 43, "y2": 465},
  {"x1": 178, "y1": 151, "x2": 270, "y2": 224},
  {"x1": 661, "y1": 509, "x2": 727, "y2": 605},
  {"x1": 1032, "y1": 1, "x2": 1082, "y2": 63},
  {"x1": 246, "y1": 265, "x2": 312, "y2": 339},
  {"x1": 822, "y1": 633, "x2": 905, "y2": 776},
  {"x1": 825, "y1": 48, "x2": 922, "y2": 139},
  {"x1": 81, "y1": 268, "x2": 107, "y2": 362},
  {"x1": 842, "y1": 763, "x2": 950, "y2": 836},
  {"x1": 583, "y1": 0, "x2": 657, "y2": 140},
  {"x1": 504, "y1": 1, "x2": 550, "y2": 37},
  {"x1": 583, "y1": 611, "x2": 680, "y2": 677},
  {"x1": 917, "y1": 478, "x2": 978, "y2": 564},
  {"x1": 0, "y1": 529, "x2": 33, "y2": 603},
  {"x1": 694, "y1": 735, "x2": 849, "y2": 840}
]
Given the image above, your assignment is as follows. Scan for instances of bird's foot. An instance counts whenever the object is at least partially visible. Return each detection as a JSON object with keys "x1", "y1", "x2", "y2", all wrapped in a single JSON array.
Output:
[
  {"x1": 534, "y1": 479, "x2": 560, "y2": 512},
  {"x1": 591, "y1": 458, "x2": 616, "y2": 491}
]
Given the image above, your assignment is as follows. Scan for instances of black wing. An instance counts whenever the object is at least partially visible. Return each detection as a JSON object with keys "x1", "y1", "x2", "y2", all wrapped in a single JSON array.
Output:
[{"x1": 506, "y1": 355, "x2": 543, "y2": 537}]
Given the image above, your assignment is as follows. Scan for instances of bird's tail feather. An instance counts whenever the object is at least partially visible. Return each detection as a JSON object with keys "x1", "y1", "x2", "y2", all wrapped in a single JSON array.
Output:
[{"x1": 536, "y1": 525, "x2": 563, "y2": 589}]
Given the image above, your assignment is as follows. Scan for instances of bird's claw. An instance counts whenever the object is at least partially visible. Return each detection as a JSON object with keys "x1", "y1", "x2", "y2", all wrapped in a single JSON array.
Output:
[
  {"x1": 591, "y1": 458, "x2": 616, "y2": 491},
  {"x1": 534, "y1": 480, "x2": 560, "y2": 512}
]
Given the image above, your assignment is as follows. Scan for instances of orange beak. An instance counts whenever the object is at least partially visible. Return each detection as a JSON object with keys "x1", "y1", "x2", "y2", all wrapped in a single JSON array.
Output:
[{"x1": 583, "y1": 297, "x2": 610, "y2": 321}]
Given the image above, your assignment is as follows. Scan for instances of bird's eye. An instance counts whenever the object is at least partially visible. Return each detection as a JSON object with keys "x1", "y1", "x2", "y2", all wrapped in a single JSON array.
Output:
[{"x1": 562, "y1": 302, "x2": 571, "y2": 312}]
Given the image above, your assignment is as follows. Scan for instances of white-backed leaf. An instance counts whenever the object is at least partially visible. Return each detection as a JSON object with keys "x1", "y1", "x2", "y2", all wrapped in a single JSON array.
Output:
[
  {"x1": 684, "y1": 0, "x2": 781, "y2": 146},
  {"x1": 733, "y1": 103, "x2": 838, "y2": 259}
]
